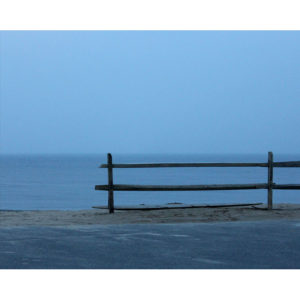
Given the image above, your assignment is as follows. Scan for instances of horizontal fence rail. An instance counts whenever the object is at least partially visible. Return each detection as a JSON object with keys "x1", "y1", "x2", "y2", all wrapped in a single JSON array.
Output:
[
  {"x1": 95, "y1": 152, "x2": 300, "y2": 213},
  {"x1": 100, "y1": 162, "x2": 269, "y2": 168},
  {"x1": 95, "y1": 183, "x2": 269, "y2": 191},
  {"x1": 273, "y1": 161, "x2": 300, "y2": 167},
  {"x1": 273, "y1": 184, "x2": 300, "y2": 190},
  {"x1": 100, "y1": 161, "x2": 300, "y2": 169}
]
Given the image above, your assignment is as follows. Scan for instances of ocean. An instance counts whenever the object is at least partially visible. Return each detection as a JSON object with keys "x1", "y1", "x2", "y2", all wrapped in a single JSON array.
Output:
[{"x1": 1, "y1": 154, "x2": 300, "y2": 210}]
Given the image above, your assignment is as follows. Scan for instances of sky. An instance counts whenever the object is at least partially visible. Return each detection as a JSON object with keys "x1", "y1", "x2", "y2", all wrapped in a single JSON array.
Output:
[{"x1": 0, "y1": 31, "x2": 300, "y2": 154}]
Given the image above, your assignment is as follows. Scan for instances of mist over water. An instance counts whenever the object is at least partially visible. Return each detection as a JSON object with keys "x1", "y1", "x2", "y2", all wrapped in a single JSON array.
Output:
[{"x1": 1, "y1": 153, "x2": 300, "y2": 210}]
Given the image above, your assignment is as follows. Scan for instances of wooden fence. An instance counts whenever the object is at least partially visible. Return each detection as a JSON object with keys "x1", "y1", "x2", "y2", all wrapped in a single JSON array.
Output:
[{"x1": 95, "y1": 152, "x2": 300, "y2": 213}]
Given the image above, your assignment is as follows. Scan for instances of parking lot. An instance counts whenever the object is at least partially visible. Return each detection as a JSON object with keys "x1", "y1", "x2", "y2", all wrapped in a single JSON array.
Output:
[{"x1": 1, "y1": 220, "x2": 300, "y2": 269}]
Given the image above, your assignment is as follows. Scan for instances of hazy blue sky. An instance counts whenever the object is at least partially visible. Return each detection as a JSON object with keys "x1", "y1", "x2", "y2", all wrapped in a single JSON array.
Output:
[{"x1": 0, "y1": 31, "x2": 299, "y2": 154}]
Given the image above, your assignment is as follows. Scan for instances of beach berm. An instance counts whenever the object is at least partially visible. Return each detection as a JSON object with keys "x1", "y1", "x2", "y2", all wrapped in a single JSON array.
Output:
[{"x1": 1, "y1": 204, "x2": 300, "y2": 227}]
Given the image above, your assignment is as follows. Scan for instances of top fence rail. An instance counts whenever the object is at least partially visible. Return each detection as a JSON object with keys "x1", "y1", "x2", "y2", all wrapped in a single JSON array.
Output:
[{"x1": 100, "y1": 161, "x2": 300, "y2": 168}]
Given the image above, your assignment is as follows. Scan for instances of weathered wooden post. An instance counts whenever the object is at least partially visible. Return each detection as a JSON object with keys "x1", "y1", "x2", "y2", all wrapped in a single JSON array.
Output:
[
  {"x1": 268, "y1": 151, "x2": 273, "y2": 209},
  {"x1": 107, "y1": 153, "x2": 114, "y2": 213}
]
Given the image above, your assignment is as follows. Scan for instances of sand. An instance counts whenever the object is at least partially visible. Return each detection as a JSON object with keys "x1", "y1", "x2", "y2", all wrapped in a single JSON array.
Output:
[{"x1": 0, "y1": 203, "x2": 300, "y2": 227}]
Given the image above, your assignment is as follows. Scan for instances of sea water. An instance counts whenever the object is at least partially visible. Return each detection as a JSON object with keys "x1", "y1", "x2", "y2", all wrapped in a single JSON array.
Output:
[{"x1": 0, "y1": 154, "x2": 300, "y2": 210}]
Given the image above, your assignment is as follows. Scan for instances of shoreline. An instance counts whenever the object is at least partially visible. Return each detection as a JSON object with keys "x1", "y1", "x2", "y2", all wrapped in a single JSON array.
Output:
[{"x1": 1, "y1": 203, "x2": 300, "y2": 227}]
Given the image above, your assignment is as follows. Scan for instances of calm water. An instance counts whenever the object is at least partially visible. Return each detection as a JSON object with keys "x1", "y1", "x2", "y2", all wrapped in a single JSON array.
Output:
[{"x1": 1, "y1": 154, "x2": 300, "y2": 210}]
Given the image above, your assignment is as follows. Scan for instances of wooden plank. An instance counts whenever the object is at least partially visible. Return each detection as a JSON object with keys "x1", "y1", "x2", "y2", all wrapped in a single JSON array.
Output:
[
  {"x1": 273, "y1": 161, "x2": 300, "y2": 167},
  {"x1": 95, "y1": 183, "x2": 268, "y2": 191},
  {"x1": 92, "y1": 202, "x2": 263, "y2": 211},
  {"x1": 107, "y1": 153, "x2": 114, "y2": 214},
  {"x1": 273, "y1": 184, "x2": 300, "y2": 190},
  {"x1": 268, "y1": 152, "x2": 273, "y2": 210},
  {"x1": 100, "y1": 162, "x2": 268, "y2": 168},
  {"x1": 100, "y1": 161, "x2": 300, "y2": 168}
]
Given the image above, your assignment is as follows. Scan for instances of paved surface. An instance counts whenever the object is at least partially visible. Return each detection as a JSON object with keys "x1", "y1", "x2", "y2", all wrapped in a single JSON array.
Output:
[{"x1": 1, "y1": 220, "x2": 300, "y2": 269}]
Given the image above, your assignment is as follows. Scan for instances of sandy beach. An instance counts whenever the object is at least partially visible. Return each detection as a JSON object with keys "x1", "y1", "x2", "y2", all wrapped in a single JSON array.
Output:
[{"x1": 1, "y1": 203, "x2": 300, "y2": 227}]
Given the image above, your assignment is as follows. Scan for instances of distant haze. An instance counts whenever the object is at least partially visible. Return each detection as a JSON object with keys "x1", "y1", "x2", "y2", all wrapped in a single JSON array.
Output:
[{"x1": 1, "y1": 31, "x2": 300, "y2": 154}]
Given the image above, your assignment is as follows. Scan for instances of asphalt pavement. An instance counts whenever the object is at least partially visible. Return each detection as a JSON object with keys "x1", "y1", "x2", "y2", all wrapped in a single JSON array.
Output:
[{"x1": 0, "y1": 220, "x2": 300, "y2": 269}]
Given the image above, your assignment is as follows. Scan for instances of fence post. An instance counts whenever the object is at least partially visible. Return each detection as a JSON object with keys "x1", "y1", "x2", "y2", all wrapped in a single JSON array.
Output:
[
  {"x1": 268, "y1": 151, "x2": 273, "y2": 209},
  {"x1": 107, "y1": 153, "x2": 114, "y2": 213}
]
